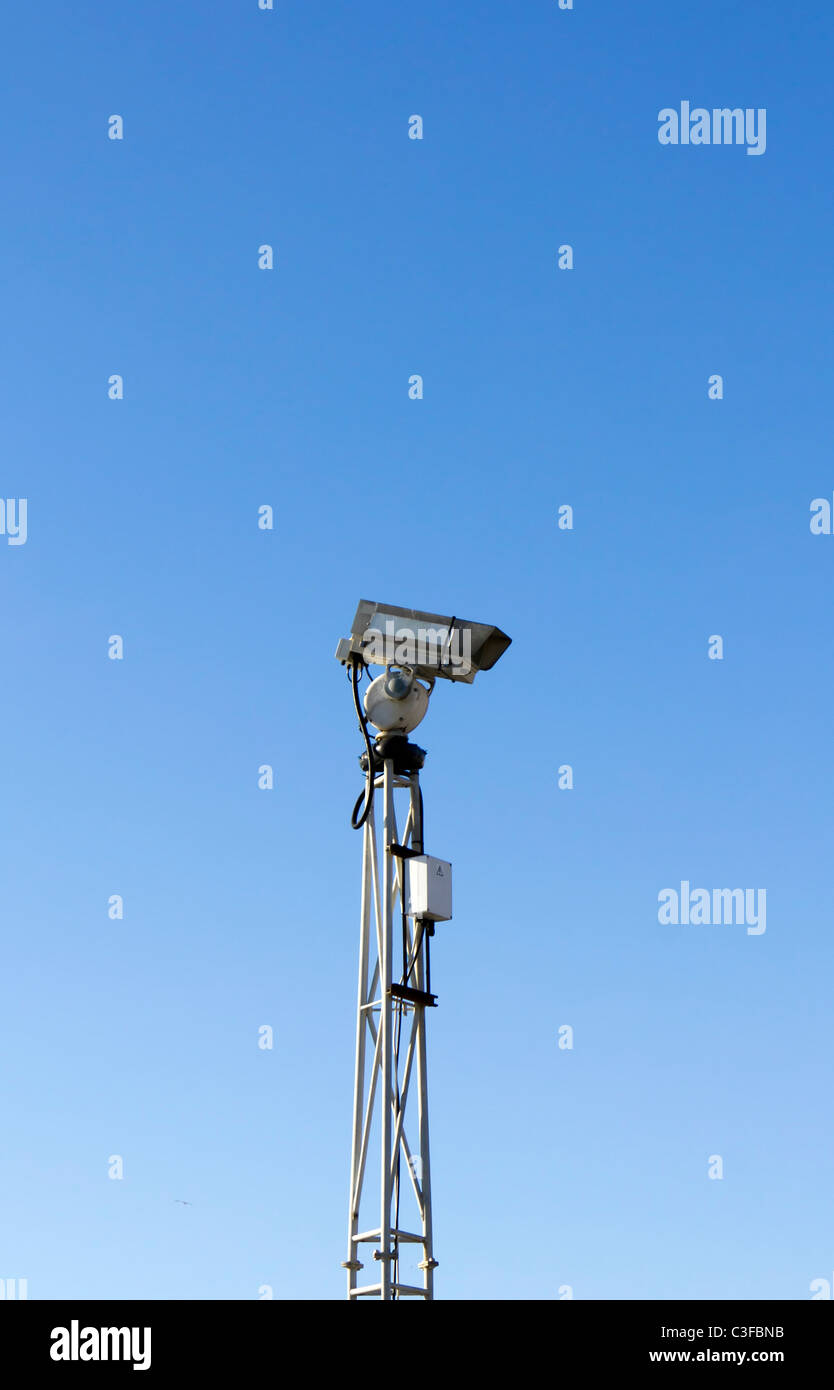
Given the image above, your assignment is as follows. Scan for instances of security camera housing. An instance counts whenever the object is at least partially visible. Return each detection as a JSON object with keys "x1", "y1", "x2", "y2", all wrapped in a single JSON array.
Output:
[{"x1": 335, "y1": 599, "x2": 511, "y2": 684}]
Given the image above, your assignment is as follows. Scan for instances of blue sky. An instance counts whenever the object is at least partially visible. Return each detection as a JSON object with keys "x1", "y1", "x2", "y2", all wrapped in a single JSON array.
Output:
[{"x1": 2, "y1": 0, "x2": 833, "y2": 1299}]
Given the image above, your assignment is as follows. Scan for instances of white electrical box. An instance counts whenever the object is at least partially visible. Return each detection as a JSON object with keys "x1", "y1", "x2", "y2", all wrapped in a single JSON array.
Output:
[{"x1": 404, "y1": 855, "x2": 453, "y2": 922}]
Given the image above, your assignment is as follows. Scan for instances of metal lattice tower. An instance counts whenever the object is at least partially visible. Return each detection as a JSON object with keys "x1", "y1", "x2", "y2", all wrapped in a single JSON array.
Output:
[
  {"x1": 337, "y1": 600, "x2": 510, "y2": 1301},
  {"x1": 343, "y1": 759, "x2": 438, "y2": 1300}
]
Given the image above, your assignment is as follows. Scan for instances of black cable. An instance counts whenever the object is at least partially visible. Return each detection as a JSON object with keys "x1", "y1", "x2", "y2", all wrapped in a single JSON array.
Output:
[
  {"x1": 413, "y1": 782, "x2": 425, "y2": 855},
  {"x1": 443, "y1": 616, "x2": 457, "y2": 674},
  {"x1": 401, "y1": 919, "x2": 426, "y2": 986},
  {"x1": 349, "y1": 656, "x2": 377, "y2": 829}
]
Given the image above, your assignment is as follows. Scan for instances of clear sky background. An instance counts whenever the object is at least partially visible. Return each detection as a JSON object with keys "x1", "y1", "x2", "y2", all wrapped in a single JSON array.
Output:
[{"x1": 2, "y1": 0, "x2": 833, "y2": 1300}]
